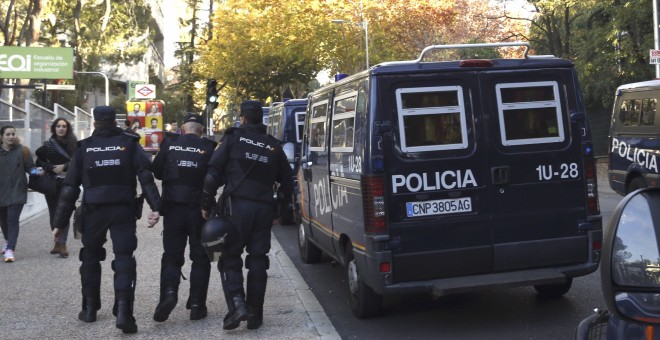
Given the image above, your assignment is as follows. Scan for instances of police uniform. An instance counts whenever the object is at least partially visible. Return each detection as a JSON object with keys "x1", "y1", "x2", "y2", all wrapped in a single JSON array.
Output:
[
  {"x1": 151, "y1": 113, "x2": 217, "y2": 322},
  {"x1": 52, "y1": 106, "x2": 161, "y2": 334},
  {"x1": 202, "y1": 100, "x2": 293, "y2": 330}
]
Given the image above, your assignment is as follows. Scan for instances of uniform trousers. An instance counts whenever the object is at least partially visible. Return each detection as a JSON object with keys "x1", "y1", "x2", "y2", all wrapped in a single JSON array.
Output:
[
  {"x1": 80, "y1": 203, "x2": 137, "y2": 300},
  {"x1": 218, "y1": 197, "x2": 274, "y2": 308},
  {"x1": 160, "y1": 203, "x2": 210, "y2": 294}
]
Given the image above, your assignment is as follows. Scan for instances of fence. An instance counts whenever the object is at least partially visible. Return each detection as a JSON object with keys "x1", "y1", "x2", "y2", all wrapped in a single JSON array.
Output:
[{"x1": 0, "y1": 99, "x2": 93, "y2": 152}]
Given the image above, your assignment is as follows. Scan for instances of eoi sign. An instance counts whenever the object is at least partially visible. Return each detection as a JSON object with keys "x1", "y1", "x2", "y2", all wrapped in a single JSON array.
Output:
[{"x1": 0, "y1": 46, "x2": 74, "y2": 79}]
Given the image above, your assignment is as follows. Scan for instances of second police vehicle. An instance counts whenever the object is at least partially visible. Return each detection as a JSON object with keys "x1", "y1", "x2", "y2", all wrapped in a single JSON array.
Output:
[
  {"x1": 295, "y1": 42, "x2": 602, "y2": 318},
  {"x1": 267, "y1": 99, "x2": 308, "y2": 224},
  {"x1": 608, "y1": 79, "x2": 660, "y2": 195}
]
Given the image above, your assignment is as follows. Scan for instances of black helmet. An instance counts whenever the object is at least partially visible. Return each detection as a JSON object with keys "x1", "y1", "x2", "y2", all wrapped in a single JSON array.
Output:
[{"x1": 201, "y1": 216, "x2": 235, "y2": 262}]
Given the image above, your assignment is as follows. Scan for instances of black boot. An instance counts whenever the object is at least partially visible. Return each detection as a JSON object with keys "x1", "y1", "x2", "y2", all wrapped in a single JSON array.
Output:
[
  {"x1": 115, "y1": 300, "x2": 138, "y2": 334},
  {"x1": 246, "y1": 305, "x2": 263, "y2": 330},
  {"x1": 187, "y1": 296, "x2": 208, "y2": 320},
  {"x1": 223, "y1": 295, "x2": 248, "y2": 330},
  {"x1": 153, "y1": 287, "x2": 178, "y2": 322},
  {"x1": 187, "y1": 285, "x2": 209, "y2": 321},
  {"x1": 78, "y1": 296, "x2": 99, "y2": 323}
]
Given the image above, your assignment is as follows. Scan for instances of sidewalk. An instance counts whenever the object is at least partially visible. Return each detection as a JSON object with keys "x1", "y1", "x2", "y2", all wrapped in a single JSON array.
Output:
[{"x1": 0, "y1": 207, "x2": 340, "y2": 339}]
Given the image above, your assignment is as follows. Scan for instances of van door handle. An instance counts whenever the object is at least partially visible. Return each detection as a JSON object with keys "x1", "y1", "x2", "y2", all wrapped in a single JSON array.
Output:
[{"x1": 491, "y1": 166, "x2": 510, "y2": 185}]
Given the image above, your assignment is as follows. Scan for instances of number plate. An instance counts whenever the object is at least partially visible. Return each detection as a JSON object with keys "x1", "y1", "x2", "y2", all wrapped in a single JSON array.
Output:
[{"x1": 406, "y1": 197, "x2": 472, "y2": 217}]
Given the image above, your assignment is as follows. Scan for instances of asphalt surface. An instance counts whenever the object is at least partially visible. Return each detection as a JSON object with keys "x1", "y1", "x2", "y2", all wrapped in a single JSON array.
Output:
[{"x1": 0, "y1": 199, "x2": 340, "y2": 339}]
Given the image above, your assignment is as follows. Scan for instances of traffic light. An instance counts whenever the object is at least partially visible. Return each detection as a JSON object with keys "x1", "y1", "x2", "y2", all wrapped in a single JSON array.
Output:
[{"x1": 206, "y1": 78, "x2": 219, "y2": 110}]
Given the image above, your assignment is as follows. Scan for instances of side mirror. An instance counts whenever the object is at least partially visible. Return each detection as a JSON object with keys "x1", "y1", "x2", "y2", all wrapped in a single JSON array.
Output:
[{"x1": 602, "y1": 188, "x2": 660, "y2": 325}]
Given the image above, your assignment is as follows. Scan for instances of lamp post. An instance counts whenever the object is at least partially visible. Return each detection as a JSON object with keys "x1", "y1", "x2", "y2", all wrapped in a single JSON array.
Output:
[
  {"x1": 331, "y1": 19, "x2": 369, "y2": 69},
  {"x1": 74, "y1": 71, "x2": 110, "y2": 106}
]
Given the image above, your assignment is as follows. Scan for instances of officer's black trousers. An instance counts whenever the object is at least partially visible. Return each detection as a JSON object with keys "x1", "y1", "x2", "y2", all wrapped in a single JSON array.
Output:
[
  {"x1": 218, "y1": 197, "x2": 274, "y2": 308},
  {"x1": 80, "y1": 204, "x2": 137, "y2": 301},
  {"x1": 160, "y1": 203, "x2": 210, "y2": 297}
]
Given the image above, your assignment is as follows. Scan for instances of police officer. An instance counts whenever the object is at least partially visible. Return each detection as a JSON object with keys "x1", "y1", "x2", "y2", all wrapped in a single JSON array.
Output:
[
  {"x1": 52, "y1": 106, "x2": 161, "y2": 334},
  {"x1": 201, "y1": 100, "x2": 293, "y2": 330},
  {"x1": 151, "y1": 113, "x2": 217, "y2": 322}
]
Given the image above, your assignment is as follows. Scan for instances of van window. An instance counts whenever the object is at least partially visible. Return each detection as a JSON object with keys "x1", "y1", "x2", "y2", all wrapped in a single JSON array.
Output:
[
  {"x1": 496, "y1": 81, "x2": 565, "y2": 146},
  {"x1": 269, "y1": 111, "x2": 280, "y2": 135},
  {"x1": 331, "y1": 91, "x2": 357, "y2": 152},
  {"x1": 619, "y1": 99, "x2": 641, "y2": 127},
  {"x1": 310, "y1": 100, "x2": 328, "y2": 150},
  {"x1": 641, "y1": 98, "x2": 657, "y2": 126},
  {"x1": 296, "y1": 112, "x2": 305, "y2": 143},
  {"x1": 395, "y1": 86, "x2": 468, "y2": 152}
]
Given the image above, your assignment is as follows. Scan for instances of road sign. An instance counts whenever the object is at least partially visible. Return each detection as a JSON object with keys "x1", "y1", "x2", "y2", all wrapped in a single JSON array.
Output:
[
  {"x1": 134, "y1": 84, "x2": 156, "y2": 99},
  {"x1": 46, "y1": 84, "x2": 75, "y2": 90},
  {"x1": 651, "y1": 50, "x2": 660, "y2": 65}
]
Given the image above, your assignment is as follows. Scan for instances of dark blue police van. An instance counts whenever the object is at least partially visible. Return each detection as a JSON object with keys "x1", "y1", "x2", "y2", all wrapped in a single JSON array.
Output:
[
  {"x1": 608, "y1": 79, "x2": 660, "y2": 195},
  {"x1": 267, "y1": 99, "x2": 308, "y2": 224},
  {"x1": 296, "y1": 42, "x2": 602, "y2": 318}
]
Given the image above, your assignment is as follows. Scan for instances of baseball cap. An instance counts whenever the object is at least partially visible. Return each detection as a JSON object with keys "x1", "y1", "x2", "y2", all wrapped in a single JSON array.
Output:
[
  {"x1": 240, "y1": 100, "x2": 263, "y2": 118},
  {"x1": 183, "y1": 113, "x2": 204, "y2": 125},
  {"x1": 93, "y1": 106, "x2": 116, "y2": 122}
]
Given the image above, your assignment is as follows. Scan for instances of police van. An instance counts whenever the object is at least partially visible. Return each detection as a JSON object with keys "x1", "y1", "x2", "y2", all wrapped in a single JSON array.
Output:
[
  {"x1": 608, "y1": 79, "x2": 660, "y2": 195},
  {"x1": 296, "y1": 42, "x2": 602, "y2": 318},
  {"x1": 267, "y1": 99, "x2": 308, "y2": 224}
]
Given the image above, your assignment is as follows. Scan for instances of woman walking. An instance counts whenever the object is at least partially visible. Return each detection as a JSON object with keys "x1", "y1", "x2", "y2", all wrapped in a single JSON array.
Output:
[
  {"x1": 36, "y1": 118, "x2": 78, "y2": 258},
  {"x1": 0, "y1": 125, "x2": 43, "y2": 262}
]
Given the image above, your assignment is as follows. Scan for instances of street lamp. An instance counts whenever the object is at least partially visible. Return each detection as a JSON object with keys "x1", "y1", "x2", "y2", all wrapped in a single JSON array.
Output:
[
  {"x1": 331, "y1": 19, "x2": 370, "y2": 69},
  {"x1": 74, "y1": 71, "x2": 110, "y2": 106}
]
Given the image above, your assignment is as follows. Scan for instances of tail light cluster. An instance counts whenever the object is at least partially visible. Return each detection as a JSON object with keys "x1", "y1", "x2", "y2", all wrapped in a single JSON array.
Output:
[
  {"x1": 583, "y1": 154, "x2": 600, "y2": 216},
  {"x1": 361, "y1": 174, "x2": 387, "y2": 234}
]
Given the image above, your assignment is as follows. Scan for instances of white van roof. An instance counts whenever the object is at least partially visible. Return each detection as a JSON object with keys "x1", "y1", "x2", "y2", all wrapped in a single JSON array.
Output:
[{"x1": 616, "y1": 79, "x2": 660, "y2": 92}]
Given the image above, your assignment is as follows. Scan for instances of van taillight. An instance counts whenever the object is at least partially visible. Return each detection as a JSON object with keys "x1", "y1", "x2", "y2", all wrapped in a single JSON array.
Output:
[
  {"x1": 584, "y1": 158, "x2": 600, "y2": 215},
  {"x1": 362, "y1": 175, "x2": 387, "y2": 234}
]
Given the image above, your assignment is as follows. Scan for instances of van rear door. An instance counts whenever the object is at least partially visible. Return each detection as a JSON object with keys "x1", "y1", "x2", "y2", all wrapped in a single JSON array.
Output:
[
  {"x1": 380, "y1": 72, "x2": 493, "y2": 282},
  {"x1": 479, "y1": 69, "x2": 589, "y2": 273},
  {"x1": 381, "y1": 67, "x2": 589, "y2": 283}
]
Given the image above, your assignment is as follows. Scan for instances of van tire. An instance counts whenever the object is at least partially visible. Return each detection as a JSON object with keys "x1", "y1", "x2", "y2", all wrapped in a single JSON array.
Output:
[
  {"x1": 298, "y1": 223, "x2": 322, "y2": 264},
  {"x1": 626, "y1": 176, "x2": 646, "y2": 194},
  {"x1": 346, "y1": 246, "x2": 383, "y2": 318},
  {"x1": 534, "y1": 278, "x2": 572, "y2": 298}
]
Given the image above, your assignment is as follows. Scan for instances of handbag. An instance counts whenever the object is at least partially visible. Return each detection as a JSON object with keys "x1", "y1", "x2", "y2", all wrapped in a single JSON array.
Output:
[{"x1": 28, "y1": 172, "x2": 57, "y2": 195}]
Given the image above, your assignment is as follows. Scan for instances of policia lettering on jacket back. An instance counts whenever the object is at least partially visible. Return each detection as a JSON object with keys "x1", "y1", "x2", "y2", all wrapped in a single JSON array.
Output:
[
  {"x1": 52, "y1": 106, "x2": 161, "y2": 334},
  {"x1": 297, "y1": 42, "x2": 602, "y2": 318},
  {"x1": 151, "y1": 113, "x2": 217, "y2": 323}
]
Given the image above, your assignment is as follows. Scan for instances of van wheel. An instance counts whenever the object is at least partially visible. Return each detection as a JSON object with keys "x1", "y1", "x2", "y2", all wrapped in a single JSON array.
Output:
[
  {"x1": 346, "y1": 246, "x2": 383, "y2": 318},
  {"x1": 626, "y1": 177, "x2": 646, "y2": 194},
  {"x1": 298, "y1": 223, "x2": 322, "y2": 264},
  {"x1": 534, "y1": 278, "x2": 572, "y2": 298}
]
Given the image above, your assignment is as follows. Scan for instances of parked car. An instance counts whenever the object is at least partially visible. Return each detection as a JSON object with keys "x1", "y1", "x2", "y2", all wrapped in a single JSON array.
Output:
[{"x1": 576, "y1": 188, "x2": 660, "y2": 339}]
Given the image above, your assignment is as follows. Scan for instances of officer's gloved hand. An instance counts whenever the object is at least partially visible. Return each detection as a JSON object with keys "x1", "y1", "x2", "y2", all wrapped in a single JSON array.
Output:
[{"x1": 147, "y1": 211, "x2": 160, "y2": 227}]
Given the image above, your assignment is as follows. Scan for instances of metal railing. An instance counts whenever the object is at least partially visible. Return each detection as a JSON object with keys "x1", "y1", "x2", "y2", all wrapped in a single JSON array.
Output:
[{"x1": 0, "y1": 99, "x2": 93, "y2": 152}]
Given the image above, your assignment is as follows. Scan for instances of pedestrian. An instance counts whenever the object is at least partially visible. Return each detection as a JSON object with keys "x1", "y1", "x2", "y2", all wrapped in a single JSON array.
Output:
[
  {"x1": 35, "y1": 118, "x2": 78, "y2": 258},
  {"x1": 51, "y1": 106, "x2": 161, "y2": 334},
  {"x1": 123, "y1": 119, "x2": 139, "y2": 136},
  {"x1": 170, "y1": 120, "x2": 181, "y2": 134},
  {"x1": 151, "y1": 113, "x2": 217, "y2": 322},
  {"x1": 201, "y1": 100, "x2": 293, "y2": 330},
  {"x1": 0, "y1": 125, "x2": 44, "y2": 262}
]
